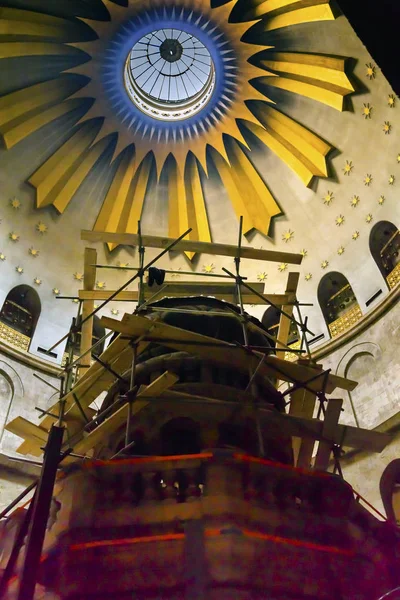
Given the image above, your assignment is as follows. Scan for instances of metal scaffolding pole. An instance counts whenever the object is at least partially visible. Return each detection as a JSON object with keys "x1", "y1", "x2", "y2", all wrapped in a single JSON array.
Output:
[{"x1": 17, "y1": 426, "x2": 64, "y2": 600}]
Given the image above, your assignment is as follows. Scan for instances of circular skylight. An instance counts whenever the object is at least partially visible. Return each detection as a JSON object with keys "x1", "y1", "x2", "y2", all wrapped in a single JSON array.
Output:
[{"x1": 124, "y1": 28, "x2": 215, "y2": 121}]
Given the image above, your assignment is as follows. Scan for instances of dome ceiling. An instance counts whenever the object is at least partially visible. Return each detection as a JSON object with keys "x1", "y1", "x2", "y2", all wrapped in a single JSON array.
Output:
[
  {"x1": 0, "y1": 0, "x2": 355, "y2": 252},
  {"x1": 0, "y1": 0, "x2": 399, "y2": 354}
]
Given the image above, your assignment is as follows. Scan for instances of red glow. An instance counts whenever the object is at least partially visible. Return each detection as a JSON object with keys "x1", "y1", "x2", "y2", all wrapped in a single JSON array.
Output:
[
  {"x1": 69, "y1": 528, "x2": 353, "y2": 557},
  {"x1": 233, "y1": 453, "x2": 331, "y2": 479},
  {"x1": 70, "y1": 533, "x2": 185, "y2": 550},
  {"x1": 82, "y1": 453, "x2": 214, "y2": 469}
]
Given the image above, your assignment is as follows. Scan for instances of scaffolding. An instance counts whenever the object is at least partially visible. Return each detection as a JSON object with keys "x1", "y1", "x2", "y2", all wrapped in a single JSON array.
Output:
[{"x1": 0, "y1": 219, "x2": 392, "y2": 600}]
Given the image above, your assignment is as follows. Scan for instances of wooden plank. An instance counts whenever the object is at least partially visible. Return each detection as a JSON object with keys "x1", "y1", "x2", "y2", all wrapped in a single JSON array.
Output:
[
  {"x1": 78, "y1": 288, "x2": 292, "y2": 306},
  {"x1": 81, "y1": 230, "x2": 303, "y2": 265},
  {"x1": 276, "y1": 272, "x2": 299, "y2": 351},
  {"x1": 72, "y1": 371, "x2": 179, "y2": 455},
  {"x1": 257, "y1": 411, "x2": 391, "y2": 453},
  {"x1": 99, "y1": 314, "x2": 357, "y2": 394},
  {"x1": 289, "y1": 387, "x2": 316, "y2": 467},
  {"x1": 80, "y1": 247, "x2": 97, "y2": 372},
  {"x1": 314, "y1": 398, "x2": 343, "y2": 471},
  {"x1": 6, "y1": 417, "x2": 49, "y2": 446}
]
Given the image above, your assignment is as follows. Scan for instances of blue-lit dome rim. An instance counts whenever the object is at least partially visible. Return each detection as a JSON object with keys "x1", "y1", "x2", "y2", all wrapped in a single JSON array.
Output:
[{"x1": 101, "y1": 7, "x2": 237, "y2": 136}]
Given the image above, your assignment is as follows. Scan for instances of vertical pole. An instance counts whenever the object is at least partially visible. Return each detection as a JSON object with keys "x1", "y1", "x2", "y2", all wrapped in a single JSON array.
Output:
[
  {"x1": 80, "y1": 247, "x2": 97, "y2": 377},
  {"x1": 125, "y1": 343, "x2": 137, "y2": 447},
  {"x1": 17, "y1": 426, "x2": 64, "y2": 600},
  {"x1": 234, "y1": 216, "x2": 249, "y2": 347},
  {"x1": 295, "y1": 302, "x2": 312, "y2": 360},
  {"x1": 137, "y1": 221, "x2": 146, "y2": 308}
]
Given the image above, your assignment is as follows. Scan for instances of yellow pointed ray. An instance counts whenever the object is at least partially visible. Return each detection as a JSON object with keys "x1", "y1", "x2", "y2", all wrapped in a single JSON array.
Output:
[
  {"x1": 0, "y1": 78, "x2": 86, "y2": 148},
  {"x1": 184, "y1": 154, "x2": 212, "y2": 246},
  {"x1": 259, "y1": 52, "x2": 354, "y2": 111},
  {"x1": 1, "y1": 99, "x2": 84, "y2": 149},
  {"x1": 93, "y1": 151, "x2": 154, "y2": 252},
  {"x1": 211, "y1": 142, "x2": 280, "y2": 235},
  {"x1": 245, "y1": 106, "x2": 331, "y2": 186},
  {"x1": 0, "y1": 41, "x2": 86, "y2": 59},
  {"x1": 28, "y1": 120, "x2": 103, "y2": 208},
  {"x1": 0, "y1": 8, "x2": 78, "y2": 40},
  {"x1": 93, "y1": 145, "x2": 138, "y2": 250},
  {"x1": 168, "y1": 158, "x2": 192, "y2": 258},
  {"x1": 242, "y1": 0, "x2": 334, "y2": 25},
  {"x1": 52, "y1": 136, "x2": 112, "y2": 213}
]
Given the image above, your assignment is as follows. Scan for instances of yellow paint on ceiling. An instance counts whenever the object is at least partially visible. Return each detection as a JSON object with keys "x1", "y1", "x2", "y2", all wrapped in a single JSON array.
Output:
[{"x1": 0, "y1": 0, "x2": 355, "y2": 257}]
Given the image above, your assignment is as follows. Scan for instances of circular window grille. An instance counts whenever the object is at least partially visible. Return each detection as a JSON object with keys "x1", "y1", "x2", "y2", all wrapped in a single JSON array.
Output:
[{"x1": 124, "y1": 28, "x2": 216, "y2": 121}]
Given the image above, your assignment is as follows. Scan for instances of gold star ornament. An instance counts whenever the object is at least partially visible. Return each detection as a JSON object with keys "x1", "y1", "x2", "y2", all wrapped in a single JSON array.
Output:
[
  {"x1": 52, "y1": 288, "x2": 60, "y2": 296},
  {"x1": 278, "y1": 263, "x2": 288, "y2": 272},
  {"x1": 389, "y1": 175, "x2": 395, "y2": 185},
  {"x1": 362, "y1": 103, "x2": 372, "y2": 119},
  {"x1": 300, "y1": 249, "x2": 308, "y2": 258},
  {"x1": 72, "y1": 298, "x2": 80, "y2": 304},
  {"x1": 366, "y1": 63, "x2": 376, "y2": 79},
  {"x1": 397, "y1": 154, "x2": 400, "y2": 164},
  {"x1": 36, "y1": 222, "x2": 48, "y2": 234},
  {"x1": 282, "y1": 230, "x2": 294, "y2": 243},
  {"x1": 323, "y1": 191, "x2": 334, "y2": 205},
  {"x1": 388, "y1": 94, "x2": 396, "y2": 108},
  {"x1": 364, "y1": 174, "x2": 372, "y2": 186},
  {"x1": 16, "y1": 266, "x2": 23, "y2": 274},
  {"x1": 337, "y1": 246, "x2": 345, "y2": 255},
  {"x1": 335, "y1": 215, "x2": 345, "y2": 226},
  {"x1": 10, "y1": 197, "x2": 21, "y2": 209},
  {"x1": 350, "y1": 195, "x2": 360, "y2": 208},
  {"x1": 366, "y1": 213, "x2": 373, "y2": 223},
  {"x1": 111, "y1": 308, "x2": 119, "y2": 316},
  {"x1": 202, "y1": 263, "x2": 215, "y2": 274},
  {"x1": 352, "y1": 231, "x2": 360, "y2": 240},
  {"x1": 29, "y1": 247, "x2": 40, "y2": 258},
  {"x1": 74, "y1": 272, "x2": 84, "y2": 281},
  {"x1": 9, "y1": 232, "x2": 19, "y2": 242},
  {"x1": 33, "y1": 277, "x2": 42, "y2": 286},
  {"x1": 305, "y1": 273, "x2": 312, "y2": 281},
  {"x1": 321, "y1": 260, "x2": 329, "y2": 269},
  {"x1": 96, "y1": 281, "x2": 106, "y2": 289},
  {"x1": 257, "y1": 272, "x2": 268, "y2": 282},
  {"x1": 0, "y1": 253, "x2": 6, "y2": 261},
  {"x1": 383, "y1": 121, "x2": 391, "y2": 134},
  {"x1": 378, "y1": 195, "x2": 385, "y2": 205},
  {"x1": 117, "y1": 261, "x2": 130, "y2": 270},
  {"x1": 343, "y1": 161, "x2": 353, "y2": 176}
]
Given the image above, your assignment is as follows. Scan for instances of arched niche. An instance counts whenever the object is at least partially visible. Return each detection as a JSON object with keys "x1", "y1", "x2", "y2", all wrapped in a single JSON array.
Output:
[
  {"x1": 159, "y1": 417, "x2": 202, "y2": 456},
  {"x1": 369, "y1": 220, "x2": 400, "y2": 289},
  {"x1": 0, "y1": 285, "x2": 41, "y2": 351},
  {"x1": 261, "y1": 306, "x2": 299, "y2": 347},
  {"x1": 64, "y1": 314, "x2": 106, "y2": 362},
  {"x1": 317, "y1": 272, "x2": 361, "y2": 338}
]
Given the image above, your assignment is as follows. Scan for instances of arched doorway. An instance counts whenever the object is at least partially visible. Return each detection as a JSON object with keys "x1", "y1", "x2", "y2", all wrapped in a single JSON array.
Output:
[
  {"x1": 369, "y1": 220, "x2": 400, "y2": 289},
  {"x1": 317, "y1": 272, "x2": 362, "y2": 338},
  {"x1": 0, "y1": 285, "x2": 41, "y2": 351}
]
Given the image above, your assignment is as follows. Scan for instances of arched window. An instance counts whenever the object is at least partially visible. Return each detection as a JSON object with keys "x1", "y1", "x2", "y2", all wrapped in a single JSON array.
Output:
[
  {"x1": 369, "y1": 220, "x2": 400, "y2": 289},
  {"x1": 318, "y1": 272, "x2": 362, "y2": 338},
  {"x1": 0, "y1": 285, "x2": 41, "y2": 351},
  {"x1": 63, "y1": 315, "x2": 106, "y2": 364}
]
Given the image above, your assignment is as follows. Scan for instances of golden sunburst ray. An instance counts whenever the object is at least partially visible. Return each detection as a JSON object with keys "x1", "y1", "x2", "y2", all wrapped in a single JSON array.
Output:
[{"x1": 0, "y1": 0, "x2": 355, "y2": 258}]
